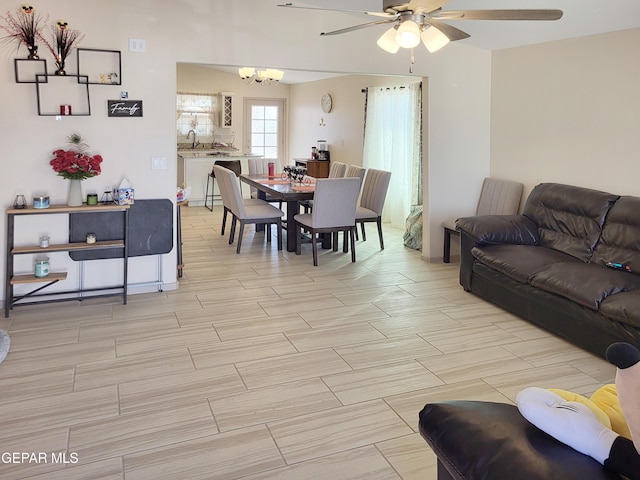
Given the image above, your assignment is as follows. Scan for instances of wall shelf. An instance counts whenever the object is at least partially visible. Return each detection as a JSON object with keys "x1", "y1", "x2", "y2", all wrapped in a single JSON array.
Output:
[
  {"x1": 14, "y1": 58, "x2": 47, "y2": 83},
  {"x1": 35, "y1": 74, "x2": 91, "y2": 116},
  {"x1": 4, "y1": 203, "x2": 130, "y2": 317},
  {"x1": 14, "y1": 48, "x2": 122, "y2": 115},
  {"x1": 77, "y1": 48, "x2": 122, "y2": 85}
]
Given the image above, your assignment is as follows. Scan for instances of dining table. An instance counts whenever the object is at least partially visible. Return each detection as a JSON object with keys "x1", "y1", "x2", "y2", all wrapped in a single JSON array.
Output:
[{"x1": 239, "y1": 173, "x2": 318, "y2": 252}]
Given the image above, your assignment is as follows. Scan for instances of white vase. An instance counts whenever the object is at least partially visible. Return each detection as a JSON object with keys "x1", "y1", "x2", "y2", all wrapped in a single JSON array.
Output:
[{"x1": 67, "y1": 179, "x2": 83, "y2": 206}]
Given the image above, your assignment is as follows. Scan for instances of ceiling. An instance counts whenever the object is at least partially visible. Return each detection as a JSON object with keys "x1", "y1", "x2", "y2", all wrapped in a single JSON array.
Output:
[{"x1": 203, "y1": 0, "x2": 640, "y2": 84}]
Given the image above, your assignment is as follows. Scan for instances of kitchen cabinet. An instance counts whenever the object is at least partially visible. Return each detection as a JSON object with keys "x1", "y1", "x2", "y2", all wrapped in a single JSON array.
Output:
[
  {"x1": 178, "y1": 151, "x2": 257, "y2": 205},
  {"x1": 219, "y1": 92, "x2": 234, "y2": 128}
]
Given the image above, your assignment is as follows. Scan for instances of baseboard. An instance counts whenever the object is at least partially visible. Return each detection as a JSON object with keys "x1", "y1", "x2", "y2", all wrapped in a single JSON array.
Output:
[{"x1": 421, "y1": 254, "x2": 460, "y2": 264}]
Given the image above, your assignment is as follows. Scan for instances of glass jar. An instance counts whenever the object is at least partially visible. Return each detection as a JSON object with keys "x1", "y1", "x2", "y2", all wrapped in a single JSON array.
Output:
[
  {"x1": 40, "y1": 235, "x2": 50, "y2": 248},
  {"x1": 34, "y1": 256, "x2": 50, "y2": 278}
]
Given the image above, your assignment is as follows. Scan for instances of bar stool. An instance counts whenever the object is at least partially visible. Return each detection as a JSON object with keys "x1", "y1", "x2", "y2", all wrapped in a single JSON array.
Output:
[{"x1": 205, "y1": 160, "x2": 242, "y2": 211}]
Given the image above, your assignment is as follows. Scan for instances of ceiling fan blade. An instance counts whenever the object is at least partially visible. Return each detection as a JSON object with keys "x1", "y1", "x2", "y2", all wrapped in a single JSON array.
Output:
[
  {"x1": 276, "y1": 3, "x2": 395, "y2": 18},
  {"x1": 407, "y1": 0, "x2": 451, "y2": 14},
  {"x1": 426, "y1": 19, "x2": 470, "y2": 42},
  {"x1": 320, "y1": 19, "x2": 396, "y2": 37},
  {"x1": 434, "y1": 9, "x2": 563, "y2": 21}
]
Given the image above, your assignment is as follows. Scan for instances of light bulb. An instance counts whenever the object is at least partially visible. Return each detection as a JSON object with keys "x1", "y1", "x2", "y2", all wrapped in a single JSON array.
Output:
[
  {"x1": 396, "y1": 20, "x2": 420, "y2": 49},
  {"x1": 377, "y1": 26, "x2": 400, "y2": 53},
  {"x1": 421, "y1": 26, "x2": 450, "y2": 53}
]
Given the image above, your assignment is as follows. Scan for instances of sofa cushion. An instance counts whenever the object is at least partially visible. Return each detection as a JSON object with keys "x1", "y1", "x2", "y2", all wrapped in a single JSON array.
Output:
[
  {"x1": 523, "y1": 183, "x2": 619, "y2": 262},
  {"x1": 529, "y1": 263, "x2": 640, "y2": 310},
  {"x1": 592, "y1": 196, "x2": 640, "y2": 276},
  {"x1": 599, "y1": 291, "x2": 640, "y2": 329},
  {"x1": 472, "y1": 244, "x2": 581, "y2": 284}
]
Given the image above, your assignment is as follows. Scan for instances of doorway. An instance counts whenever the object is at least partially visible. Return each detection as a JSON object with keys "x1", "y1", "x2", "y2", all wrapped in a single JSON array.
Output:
[{"x1": 243, "y1": 98, "x2": 286, "y2": 169}]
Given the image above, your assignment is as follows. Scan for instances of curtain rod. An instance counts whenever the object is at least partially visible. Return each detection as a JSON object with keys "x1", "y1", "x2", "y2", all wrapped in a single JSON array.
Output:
[{"x1": 361, "y1": 85, "x2": 408, "y2": 93}]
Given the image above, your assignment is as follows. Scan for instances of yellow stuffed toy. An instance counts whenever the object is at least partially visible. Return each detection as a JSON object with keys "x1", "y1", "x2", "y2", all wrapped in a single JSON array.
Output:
[{"x1": 517, "y1": 342, "x2": 640, "y2": 479}]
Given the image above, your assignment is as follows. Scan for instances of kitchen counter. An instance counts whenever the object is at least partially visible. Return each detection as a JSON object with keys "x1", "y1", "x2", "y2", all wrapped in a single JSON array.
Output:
[{"x1": 177, "y1": 152, "x2": 261, "y2": 206}]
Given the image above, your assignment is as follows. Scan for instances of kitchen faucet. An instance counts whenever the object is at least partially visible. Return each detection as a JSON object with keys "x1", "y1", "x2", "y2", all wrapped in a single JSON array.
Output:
[{"x1": 186, "y1": 129, "x2": 198, "y2": 148}]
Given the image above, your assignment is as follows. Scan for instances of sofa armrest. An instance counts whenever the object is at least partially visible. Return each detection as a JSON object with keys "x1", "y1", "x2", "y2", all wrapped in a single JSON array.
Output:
[{"x1": 456, "y1": 214, "x2": 539, "y2": 246}]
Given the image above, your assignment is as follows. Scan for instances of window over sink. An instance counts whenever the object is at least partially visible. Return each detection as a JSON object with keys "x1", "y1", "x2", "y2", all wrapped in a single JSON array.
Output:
[{"x1": 176, "y1": 92, "x2": 218, "y2": 145}]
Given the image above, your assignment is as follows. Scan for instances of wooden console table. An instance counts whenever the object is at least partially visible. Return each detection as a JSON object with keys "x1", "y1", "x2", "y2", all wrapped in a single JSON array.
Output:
[{"x1": 4, "y1": 203, "x2": 130, "y2": 317}]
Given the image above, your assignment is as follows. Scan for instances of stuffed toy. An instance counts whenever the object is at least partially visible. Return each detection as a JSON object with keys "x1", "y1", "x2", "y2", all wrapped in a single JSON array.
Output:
[{"x1": 517, "y1": 342, "x2": 640, "y2": 479}]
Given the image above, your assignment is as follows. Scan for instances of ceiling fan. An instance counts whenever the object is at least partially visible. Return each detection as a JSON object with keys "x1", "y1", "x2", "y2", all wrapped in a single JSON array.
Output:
[{"x1": 277, "y1": 1, "x2": 562, "y2": 67}]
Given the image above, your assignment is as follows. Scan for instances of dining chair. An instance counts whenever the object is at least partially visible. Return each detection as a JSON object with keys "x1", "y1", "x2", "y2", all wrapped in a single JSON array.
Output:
[
  {"x1": 300, "y1": 161, "x2": 351, "y2": 214},
  {"x1": 328, "y1": 161, "x2": 348, "y2": 178},
  {"x1": 355, "y1": 169, "x2": 392, "y2": 250},
  {"x1": 213, "y1": 165, "x2": 284, "y2": 254},
  {"x1": 247, "y1": 158, "x2": 283, "y2": 209},
  {"x1": 442, "y1": 177, "x2": 523, "y2": 263},
  {"x1": 294, "y1": 177, "x2": 361, "y2": 266},
  {"x1": 344, "y1": 164, "x2": 366, "y2": 189},
  {"x1": 213, "y1": 165, "x2": 263, "y2": 237},
  {"x1": 205, "y1": 159, "x2": 242, "y2": 211}
]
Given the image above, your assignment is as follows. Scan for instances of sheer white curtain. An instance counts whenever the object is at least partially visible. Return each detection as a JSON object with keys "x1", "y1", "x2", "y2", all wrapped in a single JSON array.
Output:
[{"x1": 363, "y1": 83, "x2": 422, "y2": 227}]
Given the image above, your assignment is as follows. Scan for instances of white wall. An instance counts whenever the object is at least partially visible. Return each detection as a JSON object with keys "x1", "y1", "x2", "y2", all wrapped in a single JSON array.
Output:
[
  {"x1": 0, "y1": 0, "x2": 492, "y2": 304},
  {"x1": 491, "y1": 28, "x2": 640, "y2": 199}
]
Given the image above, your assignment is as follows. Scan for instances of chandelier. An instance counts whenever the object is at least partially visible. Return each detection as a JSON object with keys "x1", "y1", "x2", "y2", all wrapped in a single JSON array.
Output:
[{"x1": 238, "y1": 67, "x2": 284, "y2": 86}]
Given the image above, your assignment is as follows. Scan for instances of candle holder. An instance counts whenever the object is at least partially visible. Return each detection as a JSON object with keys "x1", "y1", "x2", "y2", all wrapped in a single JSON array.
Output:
[{"x1": 13, "y1": 195, "x2": 27, "y2": 209}]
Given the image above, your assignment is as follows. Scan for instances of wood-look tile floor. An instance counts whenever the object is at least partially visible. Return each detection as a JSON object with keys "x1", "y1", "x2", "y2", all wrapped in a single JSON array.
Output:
[{"x1": 0, "y1": 206, "x2": 615, "y2": 479}]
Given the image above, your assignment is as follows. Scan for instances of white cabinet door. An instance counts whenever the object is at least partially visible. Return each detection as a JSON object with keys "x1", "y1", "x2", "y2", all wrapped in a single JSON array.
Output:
[{"x1": 184, "y1": 157, "x2": 215, "y2": 205}]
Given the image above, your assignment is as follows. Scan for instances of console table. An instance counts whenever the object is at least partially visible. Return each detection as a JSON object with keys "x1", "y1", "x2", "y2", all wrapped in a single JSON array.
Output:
[{"x1": 4, "y1": 203, "x2": 130, "y2": 317}]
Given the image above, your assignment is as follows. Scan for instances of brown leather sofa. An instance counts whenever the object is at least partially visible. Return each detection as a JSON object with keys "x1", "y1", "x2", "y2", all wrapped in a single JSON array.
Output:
[{"x1": 456, "y1": 183, "x2": 640, "y2": 358}]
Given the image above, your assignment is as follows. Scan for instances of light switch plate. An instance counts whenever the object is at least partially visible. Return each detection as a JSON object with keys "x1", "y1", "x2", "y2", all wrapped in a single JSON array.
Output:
[
  {"x1": 129, "y1": 38, "x2": 146, "y2": 53},
  {"x1": 151, "y1": 157, "x2": 166, "y2": 170}
]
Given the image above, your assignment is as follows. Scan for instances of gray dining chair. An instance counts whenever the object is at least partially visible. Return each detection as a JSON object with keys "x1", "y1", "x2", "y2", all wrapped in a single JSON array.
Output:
[
  {"x1": 214, "y1": 165, "x2": 263, "y2": 237},
  {"x1": 205, "y1": 159, "x2": 241, "y2": 211},
  {"x1": 247, "y1": 157, "x2": 282, "y2": 209},
  {"x1": 355, "y1": 169, "x2": 392, "y2": 250},
  {"x1": 300, "y1": 161, "x2": 352, "y2": 214},
  {"x1": 442, "y1": 177, "x2": 523, "y2": 263},
  {"x1": 213, "y1": 165, "x2": 284, "y2": 253},
  {"x1": 294, "y1": 177, "x2": 361, "y2": 266},
  {"x1": 344, "y1": 164, "x2": 366, "y2": 190},
  {"x1": 328, "y1": 161, "x2": 348, "y2": 178}
]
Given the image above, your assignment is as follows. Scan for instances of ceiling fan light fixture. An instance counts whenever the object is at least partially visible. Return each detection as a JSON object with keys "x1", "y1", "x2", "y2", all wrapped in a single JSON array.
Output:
[
  {"x1": 395, "y1": 19, "x2": 421, "y2": 49},
  {"x1": 421, "y1": 26, "x2": 450, "y2": 53},
  {"x1": 377, "y1": 26, "x2": 400, "y2": 53}
]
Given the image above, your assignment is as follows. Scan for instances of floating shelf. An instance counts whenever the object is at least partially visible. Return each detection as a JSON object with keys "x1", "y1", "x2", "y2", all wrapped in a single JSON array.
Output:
[
  {"x1": 35, "y1": 74, "x2": 91, "y2": 116},
  {"x1": 77, "y1": 48, "x2": 122, "y2": 85},
  {"x1": 11, "y1": 272, "x2": 67, "y2": 285}
]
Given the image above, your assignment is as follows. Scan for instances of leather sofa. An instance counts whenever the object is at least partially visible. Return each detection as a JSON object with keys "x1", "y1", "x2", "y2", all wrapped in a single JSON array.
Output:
[
  {"x1": 418, "y1": 400, "x2": 622, "y2": 479},
  {"x1": 456, "y1": 182, "x2": 640, "y2": 358}
]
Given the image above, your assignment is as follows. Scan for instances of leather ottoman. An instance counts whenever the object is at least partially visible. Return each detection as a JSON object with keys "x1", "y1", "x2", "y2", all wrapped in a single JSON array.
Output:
[{"x1": 418, "y1": 400, "x2": 622, "y2": 479}]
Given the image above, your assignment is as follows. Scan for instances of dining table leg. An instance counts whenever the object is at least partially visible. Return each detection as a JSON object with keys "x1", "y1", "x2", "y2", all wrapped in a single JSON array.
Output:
[{"x1": 285, "y1": 200, "x2": 299, "y2": 252}]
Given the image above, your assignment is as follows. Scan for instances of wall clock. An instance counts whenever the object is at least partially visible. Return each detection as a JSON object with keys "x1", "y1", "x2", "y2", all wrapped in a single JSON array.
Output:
[{"x1": 321, "y1": 93, "x2": 332, "y2": 113}]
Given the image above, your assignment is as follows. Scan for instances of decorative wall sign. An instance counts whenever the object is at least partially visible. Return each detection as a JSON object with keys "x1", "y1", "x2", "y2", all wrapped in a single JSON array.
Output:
[{"x1": 107, "y1": 99, "x2": 143, "y2": 117}]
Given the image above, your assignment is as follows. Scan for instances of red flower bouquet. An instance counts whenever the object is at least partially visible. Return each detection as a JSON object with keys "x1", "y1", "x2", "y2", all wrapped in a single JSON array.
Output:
[
  {"x1": 50, "y1": 150, "x2": 102, "y2": 180},
  {"x1": 50, "y1": 133, "x2": 102, "y2": 180}
]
